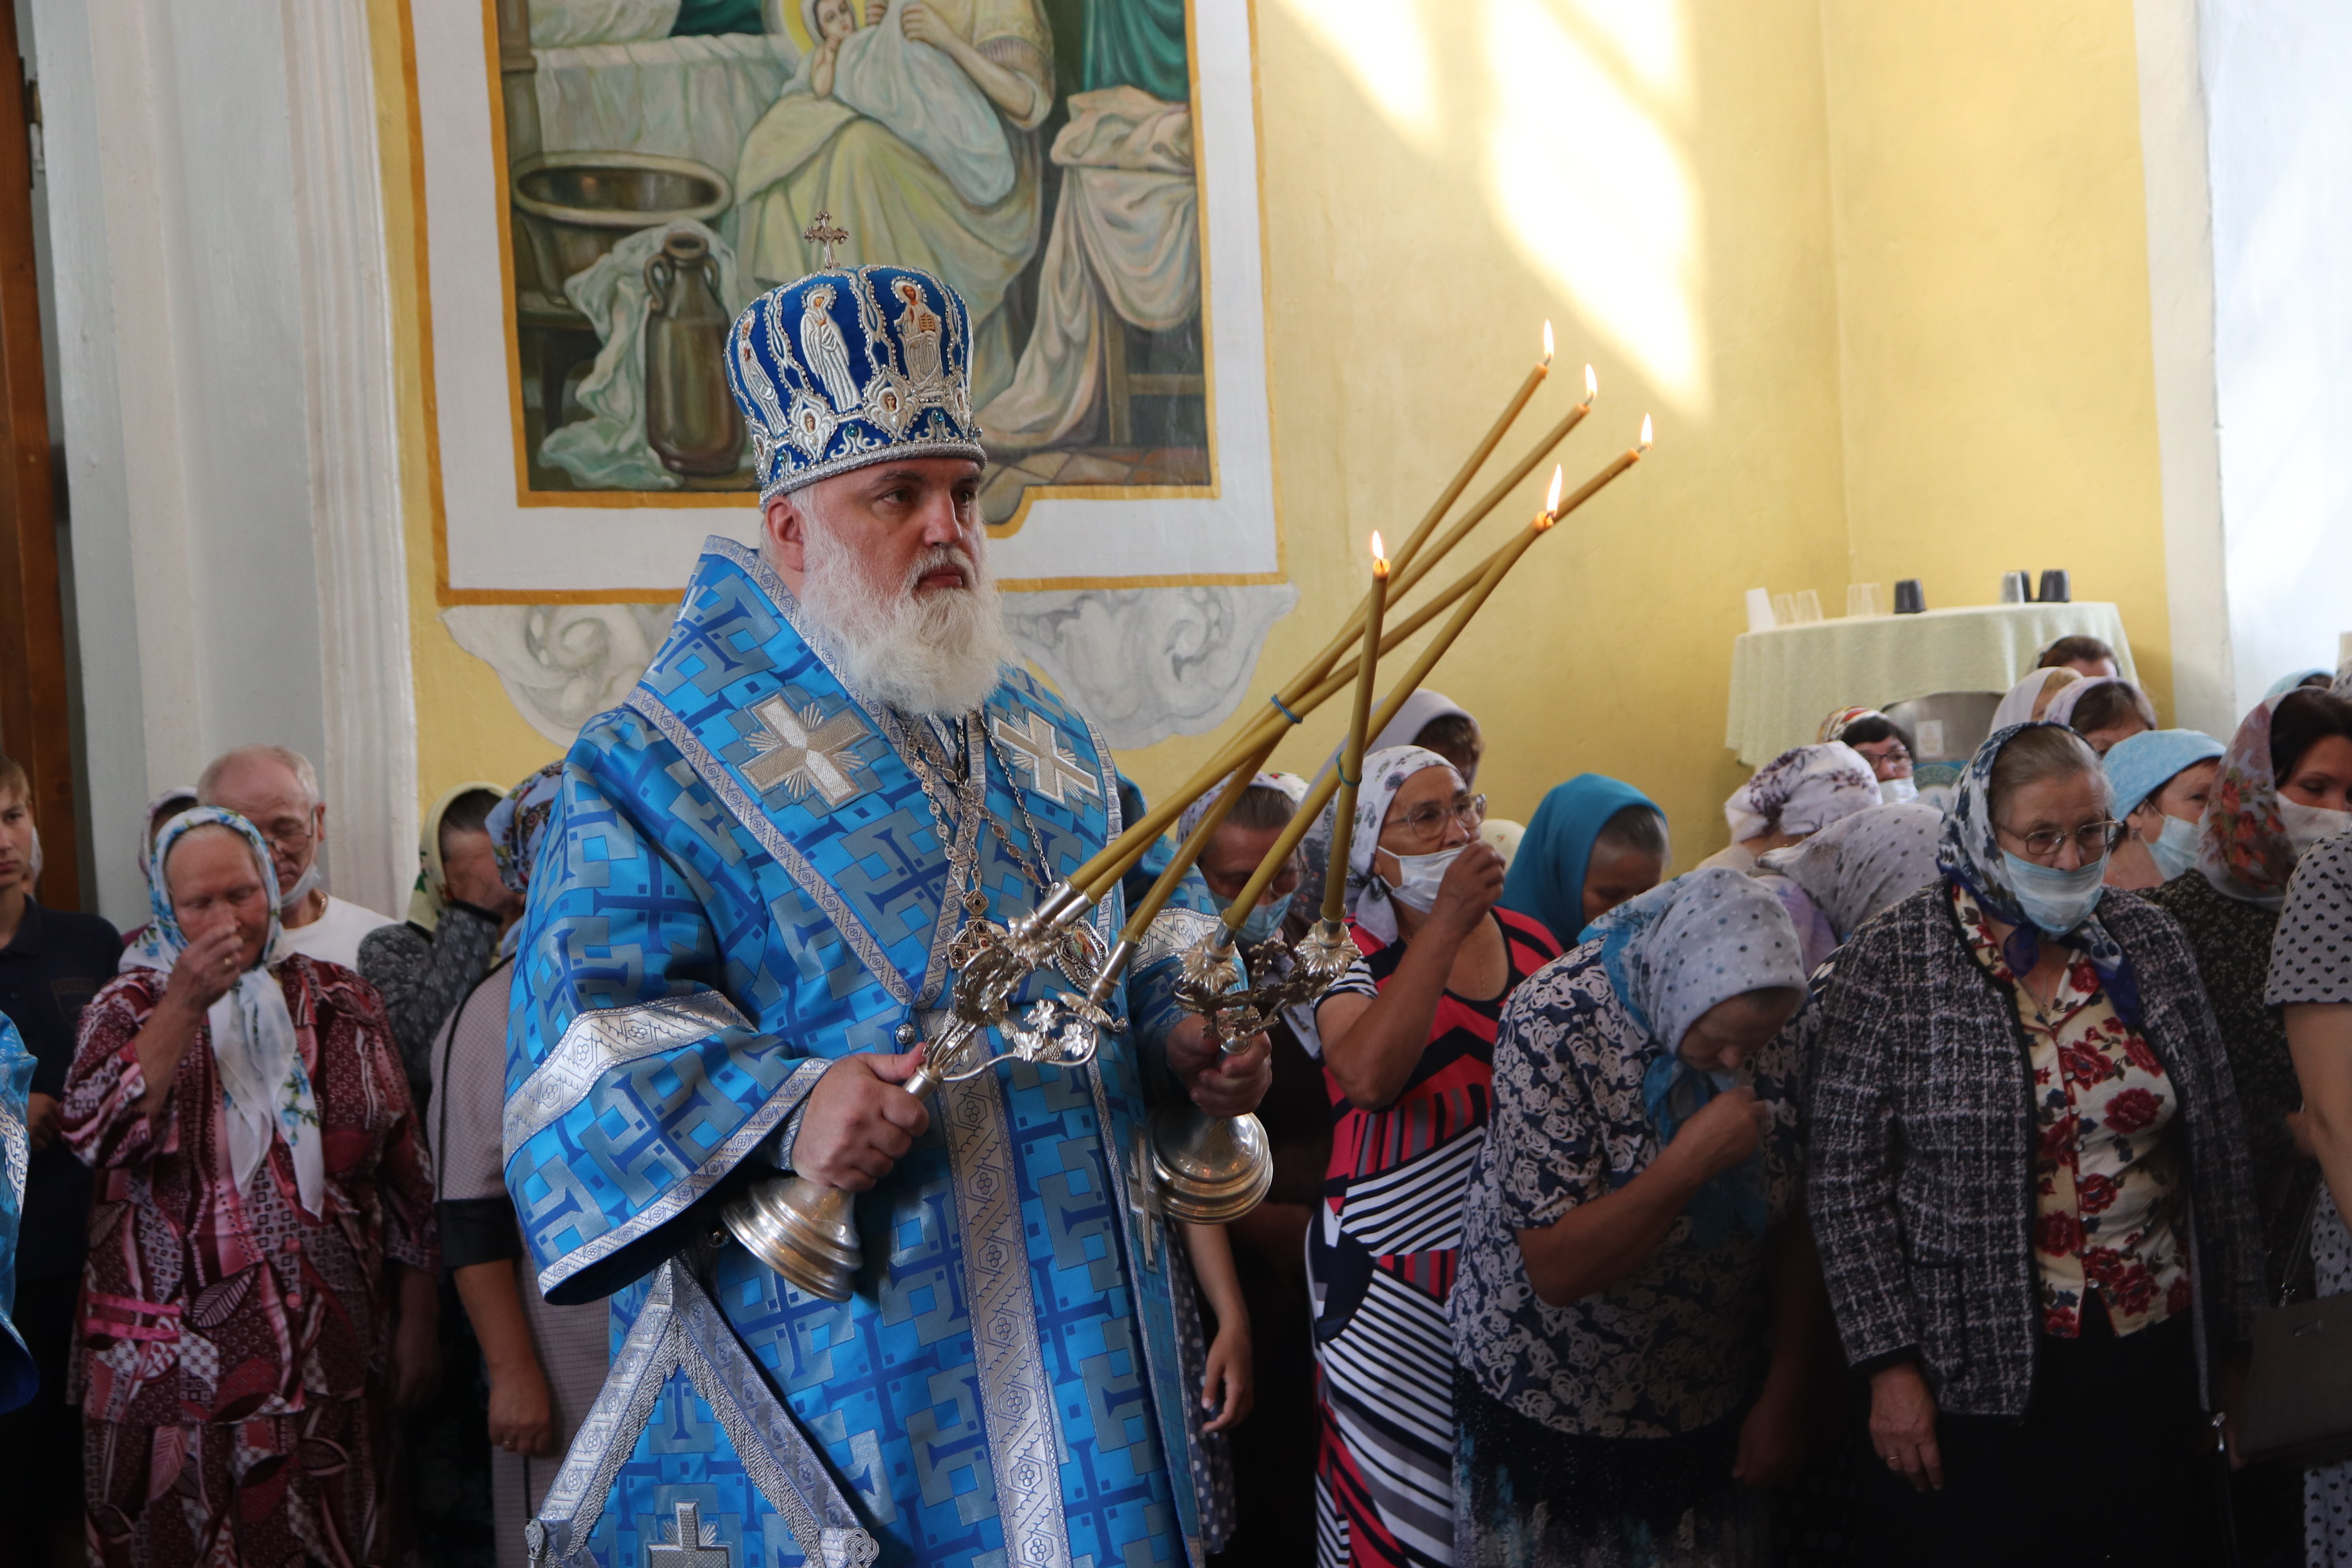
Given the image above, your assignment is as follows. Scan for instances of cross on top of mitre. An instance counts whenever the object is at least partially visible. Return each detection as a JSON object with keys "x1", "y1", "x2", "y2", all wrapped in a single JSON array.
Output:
[{"x1": 804, "y1": 212, "x2": 849, "y2": 269}]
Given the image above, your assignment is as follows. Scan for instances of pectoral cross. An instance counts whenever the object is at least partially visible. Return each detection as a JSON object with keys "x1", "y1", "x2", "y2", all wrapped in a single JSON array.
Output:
[
  {"x1": 645, "y1": 1501, "x2": 731, "y2": 1568},
  {"x1": 1129, "y1": 1129, "x2": 1162, "y2": 1271},
  {"x1": 742, "y1": 695, "x2": 867, "y2": 807},
  {"x1": 803, "y1": 211, "x2": 849, "y2": 270},
  {"x1": 991, "y1": 711, "x2": 1099, "y2": 808}
]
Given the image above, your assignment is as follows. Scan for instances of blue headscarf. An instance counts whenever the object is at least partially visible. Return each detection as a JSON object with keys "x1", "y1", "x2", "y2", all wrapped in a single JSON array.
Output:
[
  {"x1": 1586, "y1": 868, "x2": 1805, "y2": 1247},
  {"x1": 1937, "y1": 722, "x2": 2143, "y2": 1026},
  {"x1": 2102, "y1": 728, "x2": 2224, "y2": 820},
  {"x1": 2265, "y1": 669, "x2": 2333, "y2": 703},
  {"x1": 121, "y1": 808, "x2": 325, "y2": 1212},
  {"x1": 1500, "y1": 775, "x2": 1664, "y2": 945}
]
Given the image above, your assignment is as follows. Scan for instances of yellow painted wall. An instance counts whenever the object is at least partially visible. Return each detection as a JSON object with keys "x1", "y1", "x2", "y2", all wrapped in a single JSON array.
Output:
[
  {"x1": 1818, "y1": 0, "x2": 2173, "y2": 721},
  {"x1": 375, "y1": 0, "x2": 2172, "y2": 865}
]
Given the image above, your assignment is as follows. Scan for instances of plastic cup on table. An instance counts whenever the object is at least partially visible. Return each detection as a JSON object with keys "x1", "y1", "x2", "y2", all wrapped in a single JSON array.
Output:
[
  {"x1": 1846, "y1": 583, "x2": 1883, "y2": 619},
  {"x1": 1894, "y1": 579, "x2": 1925, "y2": 614},
  {"x1": 2037, "y1": 569, "x2": 2071, "y2": 604},
  {"x1": 2000, "y1": 571, "x2": 2028, "y2": 604},
  {"x1": 1773, "y1": 593, "x2": 1798, "y2": 628},
  {"x1": 1792, "y1": 589, "x2": 1825, "y2": 624}
]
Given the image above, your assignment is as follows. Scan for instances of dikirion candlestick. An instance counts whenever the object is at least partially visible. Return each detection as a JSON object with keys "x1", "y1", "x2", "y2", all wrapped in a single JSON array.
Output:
[
  {"x1": 1317, "y1": 534, "x2": 1390, "y2": 926},
  {"x1": 1064, "y1": 341, "x2": 1589, "y2": 899},
  {"x1": 1086, "y1": 409, "x2": 1649, "y2": 945}
]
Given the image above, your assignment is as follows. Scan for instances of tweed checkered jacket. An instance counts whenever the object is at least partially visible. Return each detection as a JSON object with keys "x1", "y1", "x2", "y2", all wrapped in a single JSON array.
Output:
[{"x1": 1806, "y1": 882, "x2": 2263, "y2": 1417}]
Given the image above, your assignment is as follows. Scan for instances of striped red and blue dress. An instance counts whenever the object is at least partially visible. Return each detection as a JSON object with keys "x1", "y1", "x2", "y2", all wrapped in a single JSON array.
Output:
[{"x1": 1307, "y1": 907, "x2": 1559, "y2": 1567}]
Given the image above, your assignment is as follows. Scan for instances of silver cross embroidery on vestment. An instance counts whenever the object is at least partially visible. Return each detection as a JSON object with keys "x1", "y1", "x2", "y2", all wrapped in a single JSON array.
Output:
[
  {"x1": 741, "y1": 695, "x2": 867, "y2": 807},
  {"x1": 644, "y1": 1501, "x2": 730, "y2": 1568},
  {"x1": 990, "y1": 711, "x2": 1099, "y2": 807}
]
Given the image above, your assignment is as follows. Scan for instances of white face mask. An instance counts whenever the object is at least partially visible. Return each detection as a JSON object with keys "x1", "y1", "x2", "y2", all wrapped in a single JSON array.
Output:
[
  {"x1": 2279, "y1": 799, "x2": 2352, "y2": 858},
  {"x1": 2147, "y1": 812, "x2": 2201, "y2": 882},
  {"x1": 1385, "y1": 846, "x2": 1463, "y2": 914},
  {"x1": 1879, "y1": 776, "x2": 1919, "y2": 806},
  {"x1": 278, "y1": 858, "x2": 323, "y2": 913}
]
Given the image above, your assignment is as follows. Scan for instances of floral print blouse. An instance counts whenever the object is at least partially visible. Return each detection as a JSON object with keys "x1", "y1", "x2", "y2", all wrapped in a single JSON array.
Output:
[
  {"x1": 1954, "y1": 884, "x2": 2188, "y2": 1336},
  {"x1": 62, "y1": 956, "x2": 437, "y2": 1427},
  {"x1": 1449, "y1": 945, "x2": 1805, "y2": 1439}
]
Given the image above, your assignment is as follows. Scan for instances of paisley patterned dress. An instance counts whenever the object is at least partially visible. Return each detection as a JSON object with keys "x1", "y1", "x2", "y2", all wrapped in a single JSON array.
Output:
[{"x1": 1306, "y1": 908, "x2": 1557, "y2": 1568}]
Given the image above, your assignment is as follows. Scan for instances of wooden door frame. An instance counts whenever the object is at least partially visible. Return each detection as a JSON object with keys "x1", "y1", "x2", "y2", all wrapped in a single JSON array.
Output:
[{"x1": 0, "y1": 2, "x2": 81, "y2": 910}]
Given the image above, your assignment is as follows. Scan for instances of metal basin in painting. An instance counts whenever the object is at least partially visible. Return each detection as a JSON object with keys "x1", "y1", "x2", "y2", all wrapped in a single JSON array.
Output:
[{"x1": 510, "y1": 151, "x2": 733, "y2": 294}]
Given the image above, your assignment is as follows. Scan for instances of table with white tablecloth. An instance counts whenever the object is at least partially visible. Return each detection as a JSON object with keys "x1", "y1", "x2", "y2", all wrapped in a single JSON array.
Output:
[{"x1": 1725, "y1": 602, "x2": 2138, "y2": 765}]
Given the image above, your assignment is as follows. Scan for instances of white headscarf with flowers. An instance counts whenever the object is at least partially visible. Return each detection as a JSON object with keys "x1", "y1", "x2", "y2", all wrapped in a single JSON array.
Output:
[
  {"x1": 122, "y1": 808, "x2": 322, "y2": 1212},
  {"x1": 1342, "y1": 745, "x2": 1457, "y2": 945}
]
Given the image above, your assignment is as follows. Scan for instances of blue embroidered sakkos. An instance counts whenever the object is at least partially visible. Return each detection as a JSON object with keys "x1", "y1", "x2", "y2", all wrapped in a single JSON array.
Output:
[{"x1": 507, "y1": 536, "x2": 1215, "y2": 1568}]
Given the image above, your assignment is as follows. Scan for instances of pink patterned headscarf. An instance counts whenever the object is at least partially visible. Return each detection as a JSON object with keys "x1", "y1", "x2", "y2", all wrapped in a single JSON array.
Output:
[{"x1": 2199, "y1": 695, "x2": 2297, "y2": 909}]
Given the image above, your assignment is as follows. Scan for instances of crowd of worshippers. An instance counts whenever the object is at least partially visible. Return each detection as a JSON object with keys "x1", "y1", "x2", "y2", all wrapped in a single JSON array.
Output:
[{"x1": 7, "y1": 632, "x2": 2352, "y2": 1568}]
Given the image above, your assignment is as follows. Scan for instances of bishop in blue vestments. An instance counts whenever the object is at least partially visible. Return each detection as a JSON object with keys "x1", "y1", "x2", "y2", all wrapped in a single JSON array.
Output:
[{"x1": 508, "y1": 255, "x2": 1269, "y2": 1568}]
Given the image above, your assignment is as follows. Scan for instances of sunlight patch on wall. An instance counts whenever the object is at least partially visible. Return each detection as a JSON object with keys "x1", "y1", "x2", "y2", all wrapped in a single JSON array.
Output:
[
  {"x1": 1273, "y1": 0, "x2": 1441, "y2": 148},
  {"x1": 1482, "y1": 0, "x2": 1706, "y2": 414},
  {"x1": 1562, "y1": 0, "x2": 1690, "y2": 111}
]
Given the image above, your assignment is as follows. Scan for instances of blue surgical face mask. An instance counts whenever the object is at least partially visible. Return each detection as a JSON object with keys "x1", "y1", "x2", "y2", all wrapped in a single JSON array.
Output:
[
  {"x1": 1238, "y1": 891, "x2": 1295, "y2": 945},
  {"x1": 1879, "y1": 776, "x2": 1919, "y2": 806},
  {"x1": 2000, "y1": 850, "x2": 2109, "y2": 936},
  {"x1": 2147, "y1": 813, "x2": 2201, "y2": 882}
]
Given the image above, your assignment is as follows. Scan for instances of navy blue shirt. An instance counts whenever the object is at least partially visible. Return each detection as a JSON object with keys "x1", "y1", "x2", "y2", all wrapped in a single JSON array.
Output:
[{"x1": 0, "y1": 899, "x2": 122, "y2": 1280}]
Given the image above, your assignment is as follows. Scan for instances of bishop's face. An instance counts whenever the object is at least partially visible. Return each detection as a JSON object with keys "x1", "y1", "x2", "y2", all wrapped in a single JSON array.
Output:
[{"x1": 762, "y1": 457, "x2": 986, "y2": 604}]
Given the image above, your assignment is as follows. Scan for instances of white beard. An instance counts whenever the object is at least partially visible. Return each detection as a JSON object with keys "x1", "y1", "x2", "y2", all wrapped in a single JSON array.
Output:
[{"x1": 793, "y1": 510, "x2": 1017, "y2": 717}]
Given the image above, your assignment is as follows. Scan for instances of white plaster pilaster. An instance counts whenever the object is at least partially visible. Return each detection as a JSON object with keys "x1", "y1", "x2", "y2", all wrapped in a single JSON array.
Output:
[{"x1": 281, "y1": 0, "x2": 417, "y2": 918}]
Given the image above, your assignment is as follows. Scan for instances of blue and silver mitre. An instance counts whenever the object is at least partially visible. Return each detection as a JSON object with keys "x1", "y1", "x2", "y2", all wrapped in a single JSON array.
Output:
[{"x1": 725, "y1": 239, "x2": 985, "y2": 498}]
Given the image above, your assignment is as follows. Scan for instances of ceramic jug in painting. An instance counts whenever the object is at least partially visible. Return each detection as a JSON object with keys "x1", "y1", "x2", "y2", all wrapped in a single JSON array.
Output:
[{"x1": 643, "y1": 228, "x2": 744, "y2": 481}]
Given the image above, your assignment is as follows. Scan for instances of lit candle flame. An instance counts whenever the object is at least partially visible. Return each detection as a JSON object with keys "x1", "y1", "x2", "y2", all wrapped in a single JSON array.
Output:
[
  {"x1": 1584, "y1": 364, "x2": 1598, "y2": 402},
  {"x1": 1542, "y1": 321, "x2": 1555, "y2": 366},
  {"x1": 1370, "y1": 530, "x2": 1389, "y2": 578},
  {"x1": 1638, "y1": 415, "x2": 1654, "y2": 452},
  {"x1": 1544, "y1": 466, "x2": 1564, "y2": 515}
]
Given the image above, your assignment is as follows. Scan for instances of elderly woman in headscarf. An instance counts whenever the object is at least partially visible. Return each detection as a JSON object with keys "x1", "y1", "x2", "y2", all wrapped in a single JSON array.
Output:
[
  {"x1": 1499, "y1": 774, "x2": 1669, "y2": 947},
  {"x1": 2100, "y1": 729, "x2": 2225, "y2": 890},
  {"x1": 1988, "y1": 666, "x2": 2082, "y2": 733},
  {"x1": 424, "y1": 764, "x2": 609, "y2": 1568},
  {"x1": 1807, "y1": 723, "x2": 2260, "y2": 1566},
  {"x1": 2143, "y1": 689, "x2": 2352, "y2": 1306},
  {"x1": 358, "y1": 780, "x2": 522, "y2": 1115},
  {"x1": 1308, "y1": 745, "x2": 1559, "y2": 1567},
  {"x1": 64, "y1": 808, "x2": 438, "y2": 1567},
  {"x1": 2044, "y1": 676, "x2": 2159, "y2": 757},
  {"x1": 1449, "y1": 868, "x2": 1820, "y2": 1565},
  {"x1": 1697, "y1": 741, "x2": 1881, "y2": 874},
  {"x1": 1820, "y1": 707, "x2": 1920, "y2": 803},
  {"x1": 1752, "y1": 801, "x2": 1944, "y2": 974}
]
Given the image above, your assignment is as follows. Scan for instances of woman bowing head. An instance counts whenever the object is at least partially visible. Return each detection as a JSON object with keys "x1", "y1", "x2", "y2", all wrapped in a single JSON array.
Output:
[
  {"x1": 1449, "y1": 869, "x2": 1819, "y2": 1566},
  {"x1": 63, "y1": 808, "x2": 438, "y2": 1567}
]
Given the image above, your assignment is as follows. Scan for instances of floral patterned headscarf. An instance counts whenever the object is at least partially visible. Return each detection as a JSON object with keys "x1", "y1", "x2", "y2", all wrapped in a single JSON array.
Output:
[
  {"x1": 119, "y1": 808, "x2": 323, "y2": 1211},
  {"x1": 488, "y1": 762, "x2": 566, "y2": 895},
  {"x1": 1766, "y1": 801, "x2": 1945, "y2": 940},
  {"x1": 2199, "y1": 694, "x2": 2300, "y2": 910},
  {"x1": 1175, "y1": 771, "x2": 1306, "y2": 850},
  {"x1": 1722, "y1": 743, "x2": 1879, "y2": 843},
  {"x1": 1936, "y1": 722, "x2": 2142, "y2": 1025},
  {"x1": 1343, "y1": 745, "x2": 1456, "y2": 944}
]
